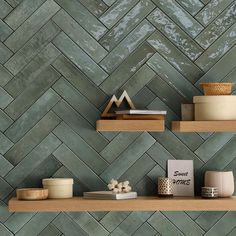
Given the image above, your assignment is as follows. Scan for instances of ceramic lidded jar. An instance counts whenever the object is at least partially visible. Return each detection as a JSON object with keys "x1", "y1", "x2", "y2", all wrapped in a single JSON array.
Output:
[
  {"x1": 204, "y1": 171, "x2": 234, "y2": 197},
  {"x1": 42, "y1": 178, "x2": 74, "y2": 199}
]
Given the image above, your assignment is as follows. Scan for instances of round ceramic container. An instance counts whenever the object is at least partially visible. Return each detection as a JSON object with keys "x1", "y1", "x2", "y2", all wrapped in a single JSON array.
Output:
[
  {"x1": 204, "y1": 171, "x2": 234, "y2": 197},
  {"x1": 42, "y1": 178, "x2": 74, "y2": 199},
  {"x1": 193, "y1": 96, "x2": 236, "y2": 121}
]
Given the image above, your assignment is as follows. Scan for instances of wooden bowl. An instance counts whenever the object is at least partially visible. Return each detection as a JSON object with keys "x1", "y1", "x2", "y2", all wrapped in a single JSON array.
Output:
[
  {"x1": 200, "y1": 83, "x2": 233, "y2": 95},
  {"x1": 16, "y1": 188, "x2": 48, "y2": 200}
]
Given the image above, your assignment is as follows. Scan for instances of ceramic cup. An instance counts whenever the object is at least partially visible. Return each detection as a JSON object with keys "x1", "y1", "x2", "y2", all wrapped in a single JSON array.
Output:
[
  {"x1": 204, "y1": 171, "x2": 234, "y2": 197},
  {"x1": 158, "y1": 177, "x2": 173, "y2": 196}
]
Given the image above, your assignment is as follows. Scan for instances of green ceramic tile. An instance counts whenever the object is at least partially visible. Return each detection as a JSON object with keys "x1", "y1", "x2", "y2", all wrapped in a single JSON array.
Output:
[
  {"x1": 152, "y1": 0, "x2": 203, "y2": 37},
  {"x1": 5, "y1": 0, "x2": 60, "y2": 52},
  {"x1": 99, "y1": 0, "x2": 155, "y2": 50},
  {"x1": 5, "y1": 66, "x2": 60, "y2": 120},
  {"x1": 53, "y1": 100, "x2": 108, "y2": 152},
  {"x1": 53, "y1": 78, "x2": 100, "y2": 126},
  {"x1": 0, "y1": 42, "x2": 13, "y2": 64},
  {"x1": 5, "y1": 43, "x2": 60, "y2": 98},
  {"x1": 0, "y1": 223, "x2": 12, "y2": 236},
  {"x1": 54, "y1": 0, "x2": 107, "y2": 40},
  {"x1": 133, "y1": 222, "x2": 157, "y2": 236},
  {"x1": 66, "y1": 212, "x2": 109, "y2": 236},
  {"x1": 5, "y1": 111, "x2": 61, "y2": 165},
  {"x1": 53, "y1": 122, "x2": 108, "y2": 175},
  {"x1": 195, "y1": 46, "x2": 236, "y2": 87},
  {"x1": 162, "y1": 212, "x2": 204, "y2": 236},
  {"x1": 195, "y1": 22, "x2": 236, "y2": 71},
  {"x1": 0, "y1": 110, "x2": 12, "y2": 132},
  {"x1": 79, "y1": 0, "x2": 108, "y2": 17},
  {"x1": 4, "y1": 21, "x2": 60, "y2": 75},
  {"x1": 176, "y1": 0, "x2": 203, "y2": 15},
  {"x1": 100, "y1": 42, "x2": 155, "y2": 95},
  {"x1": 0, "y1": 19, "x2": 13, "y2": 41},
  {"x1": 100, "y1": 132, "x2": 141, "y2": 163},
  {"x1": 4, "y1": 0, "x2": 46, "y2": 30},
  {"x1": 99, "y1": 0, "x2": 139, "y2": 28},
  {"x1": 15, "y1": 213, "x2": 58, "y2": 236},
  {"x1": 147, "y1": 53, "x2": 201, "y2": 102},
  {"x1": 148, "y1": 212, "x2": 184, "y2": 236},
  {"x1": 53, "y1": 9, "x2": 107, "y2": 63},
  {"x1": 120, "y1": 64, "x2": 156, "y2": 97},
  {"x1": 195, "y1": 212, "x2": 226, "y2": 232},
  {"x1": 196, "y1": 0, "x2": 235, "y2": 26},
  {"x1": 0, "y1": 0, "x2": 12, "y2": 19},
  {"x1": 100, "y1": 212, "x2": 131, "y2": 232},
  {"x1": 0, "y1": 132, "x2": 13, "y2": 155},
  {"x1": 204, "y1": 212, "x2": 236, "y2": 236},
  {"x1": 100, "y1": 132, "x2": 155, "y2": 182},
  {"x1": 100, "y1": 20, "x2": 155, "y2": 73},
  {"x1": 0, "y1": 154, "x2": 13, "y2": 177},
  {"x1": 53, "y1": 144, "x2": 106, "y2": 190},
  {"x1": 0, "y1": 88, "x2": 12, "y2": 109},
  {"x1": 4, "y1": 213, "x2": 36, "y2": 234},
  {"x1": 147, "y1": 8, "x2": 203, "y2": 60},
  {"x1": 52, "y1": 55, "x2": 108, "y2": 108},
  {"x1": 147, "y1": 31, "x2": 204, "y2": 83},
  {"x1": 53, "y1": 32, "x2": 108, "y2": 85},
  {"x1": 5, "y1": 89, "x2": 60, "y2": 142},
  {"x1": 120, "y1": 154, "x2": 156, "y2": 186},
  {"x1": 5, "y1": 133, "x2": 61, "y2": 187},
  {"x1": 196, "y1": 2, "x2": 236, "y2": 49},
  {"x1": 0, "y1": 65, "x2": 13, "y2": 87},
  {"x1": 38, "y1": 224, "x2": 61, "y2": 236}
]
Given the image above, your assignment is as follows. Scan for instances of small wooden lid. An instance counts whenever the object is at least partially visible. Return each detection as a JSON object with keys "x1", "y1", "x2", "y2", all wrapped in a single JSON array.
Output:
[{"x1": 42, "y1": 178, "x2": 74, "y2": 185}]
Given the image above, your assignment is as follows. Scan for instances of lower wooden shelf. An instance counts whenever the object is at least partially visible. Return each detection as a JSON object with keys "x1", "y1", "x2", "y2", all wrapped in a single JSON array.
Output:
[
  {"x1": 8, "y1": 196, "x2": 236, "y2": 212},
  {"x1": 172, "y1": 121, "x2": 236, "y2": 132},
  {"x1": 96, "y1": 120, "x2": 165, "y2": 132}
]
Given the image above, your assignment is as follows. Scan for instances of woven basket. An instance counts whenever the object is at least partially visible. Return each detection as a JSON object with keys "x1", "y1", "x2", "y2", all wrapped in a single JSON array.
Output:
[{"x1": 200, "y1": 83, "x2": 233, "y2": 95}]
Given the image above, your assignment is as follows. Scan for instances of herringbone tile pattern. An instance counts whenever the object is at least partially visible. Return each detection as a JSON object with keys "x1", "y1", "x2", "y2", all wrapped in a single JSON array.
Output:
[{"x1": 0, "y1": 0, "x2": 236, "y2": 235}]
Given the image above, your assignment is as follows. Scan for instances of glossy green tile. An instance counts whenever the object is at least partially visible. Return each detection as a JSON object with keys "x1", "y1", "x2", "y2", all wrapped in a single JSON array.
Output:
[
  {"x1": 0, "y1": 65, "x2": 12, "y2": 87},
  {"x1": 100, "y1": 20, "x2": 155, "y2": 73},
  {"x1": 0, "y1": 0, "x2": 12, "y2": 19},
  {"x1": 196, "y1": 0, "x2": 235, "y2": 26},
  {"x1": 100, "y1": 42, "x2": 155, "y2": 95},
  {"x1": 196, "y1": 2, "x2": 236, "y2": 49},
  {"x1": 53, "y1": 9, "x2": 107, "y2": 63},
  {"x1": 147, "y1": 8, "x2": 203, "y2": 60},
  {"x1": 54, "y1": 0, "x2": 107, "y2": 40},
  {"x1": 53, "y1": 32, "x2": 108, "y2": 85},
  {"x1": 152, "y1": 0, "x2": 203, "y2": 37},
  {"x1": 99, "y1": 0, "x2": 139, "y2": 28},
  {"x1": 176, "y1": 0, "x2": 203, "y2": 15},
  {"x1": 99, "y1": 0, "x2": 155, "y2": 50},
  {"x1": 0, "y1": 19, "x2": 13, "y2": 41}
]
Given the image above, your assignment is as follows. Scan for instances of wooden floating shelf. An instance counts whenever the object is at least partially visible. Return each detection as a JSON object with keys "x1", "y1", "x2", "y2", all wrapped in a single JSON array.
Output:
[
  {"x1": 96, "y1": 120, "x2": 165, "y2": 132},
  {"x1": 172, "y1": 121, "x2": 236, "y2": 132},
  {"x1": 8, "y1": 196, "x2": 236, "y2": 212}
]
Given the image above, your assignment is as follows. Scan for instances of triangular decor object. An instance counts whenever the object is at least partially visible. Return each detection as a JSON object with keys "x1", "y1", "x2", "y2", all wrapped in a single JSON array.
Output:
[{"x1": 101, "y1": 91, "x2": 135, "y2": 118}]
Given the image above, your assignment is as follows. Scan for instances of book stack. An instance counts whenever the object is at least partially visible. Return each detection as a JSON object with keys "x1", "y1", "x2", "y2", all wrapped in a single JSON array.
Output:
[
  {"x1": 83, "y1": 191, "x2": 137, "y2": 200},
  {"x1": 115, "y1": 109, "x2": 167, "y2": 120}
]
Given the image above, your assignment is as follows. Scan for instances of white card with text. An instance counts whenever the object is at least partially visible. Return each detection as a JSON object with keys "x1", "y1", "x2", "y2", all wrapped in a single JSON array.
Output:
[{"x1": 168, "y1": 160, "x2": 194, "y2": 196}]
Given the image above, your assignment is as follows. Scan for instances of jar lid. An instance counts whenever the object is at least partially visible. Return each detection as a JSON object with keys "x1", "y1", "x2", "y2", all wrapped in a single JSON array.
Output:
[
  {"x1": 193, "y1": 95, "x2": 236, "y2": 103},
  {"x1": 42, "y1": 178, "x2": 74, "y2": 185}
]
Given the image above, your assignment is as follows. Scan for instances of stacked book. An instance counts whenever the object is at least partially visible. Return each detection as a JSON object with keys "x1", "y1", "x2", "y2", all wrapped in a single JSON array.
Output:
[
  {"x1": 83, "y1": 191, "x2": 137, "y2": 200},
  {"x1": 115, "y1": 109, "x2": 167, "y2": 120}
]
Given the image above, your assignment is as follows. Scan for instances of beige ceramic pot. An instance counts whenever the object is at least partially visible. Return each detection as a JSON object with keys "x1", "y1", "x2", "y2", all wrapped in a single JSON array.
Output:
[
  {"x1": 42, "y1": 178, "x2": 74, "y2": 199},
  {"x1": 193, "y1": 96, "x2": 236, "y2": 120},
  {"x1": 204, "y1": 171, "x2": 234, "y2": 197}
]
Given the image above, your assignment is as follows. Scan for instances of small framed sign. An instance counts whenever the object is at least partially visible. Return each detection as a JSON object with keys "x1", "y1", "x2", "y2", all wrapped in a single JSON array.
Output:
[{"x1": 168, "y1": 160, "x2": 194, "y2": 196}]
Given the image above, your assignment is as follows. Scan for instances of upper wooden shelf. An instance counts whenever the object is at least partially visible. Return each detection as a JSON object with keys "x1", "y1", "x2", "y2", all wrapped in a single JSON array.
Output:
[
  {"x1": 172, "y1": 121, "x2": 236, "y2": 132},
  {"x1": 96, "y1": 120, "x2": 165, "y2": 132},
  {"x1": 9, "y1": 196, "x2": 236, "y2": 212}
]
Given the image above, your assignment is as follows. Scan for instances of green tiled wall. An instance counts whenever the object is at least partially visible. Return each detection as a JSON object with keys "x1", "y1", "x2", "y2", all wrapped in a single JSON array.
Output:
[{"x1": 0, "y1": 0, "x2": 236, "y2": 235}]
